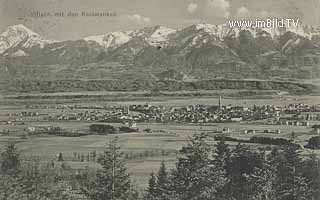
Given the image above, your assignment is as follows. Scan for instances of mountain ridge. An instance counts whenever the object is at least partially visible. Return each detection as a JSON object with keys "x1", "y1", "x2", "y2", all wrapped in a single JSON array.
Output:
[
  {"x1": 1, "y1": 23, "x2": 320, "y2": 82},
  {"x1": 2, "y1": 23, "x2": 320, "y2": 53}
]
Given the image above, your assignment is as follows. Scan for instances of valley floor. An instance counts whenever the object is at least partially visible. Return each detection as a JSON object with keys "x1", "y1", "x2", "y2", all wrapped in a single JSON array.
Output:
[{"x1": 0, "y1": 91, "x2": 320, "y2": 188}]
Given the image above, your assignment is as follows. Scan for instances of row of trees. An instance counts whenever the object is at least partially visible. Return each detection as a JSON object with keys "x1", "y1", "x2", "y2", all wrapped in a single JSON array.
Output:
[
  {"x1": 89, "y1": 124, "x2": 137, "y2": 135},
  {"x1": 146, "y1": 134, "x2": 320, "y2": 200},
  {"x1": 214, "y1": 135, "x2": 295, "y2": 146},
  {"x1": 1, "y1": 134, "x2": 320, "y2": 200}
]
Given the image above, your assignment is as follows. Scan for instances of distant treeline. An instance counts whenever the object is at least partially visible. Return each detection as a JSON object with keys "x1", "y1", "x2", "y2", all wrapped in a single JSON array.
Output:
[
  {"x1": 215, "y1": 135, "x2": 320, "y2": 150},
  {"x1": 4, "y1": 90, "x2": 276, "y2": 100},
  {"x1": 214, "y1": 135, "x2": 298, "y2": 147},
  {"x1": 4, "y1": 79, "x2": 314, "y2": 93},
  {"x1": 215, "y1": 134, "x2": 320, "y2": 150},
  {"x1": 89, "y1": 124, "x2": 137, "y2": 135}
]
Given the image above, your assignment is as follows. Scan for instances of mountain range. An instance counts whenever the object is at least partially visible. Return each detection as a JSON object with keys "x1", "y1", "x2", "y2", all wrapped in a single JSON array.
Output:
[{"x1": 0, "y1": 23, "x2": 320, "y2": 92}]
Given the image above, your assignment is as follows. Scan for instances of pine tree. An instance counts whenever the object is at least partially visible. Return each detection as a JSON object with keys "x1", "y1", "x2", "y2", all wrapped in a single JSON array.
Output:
[
  {"x1": 248, "y1": 149, "x2": 277, "y2": 200},
  {"x1": 212, "y1": 138, "x2": 231, "y2": 199},
  {"x1": 171, "y1": 133, "x2": 227, "y2": 200},
  {"x1": 156, "y1": 161, "x2": 170, "y2": 200},
  {"x1": 0, "y1": 143, "x2": 20, "y2": 176},
  {"x1": 273, "y1": 145, "x2": 312, "y2": 200},
  {"x1": 213, "y1": 138, "x2": 231, "y2": 167},
  {"x1": 89, "y1": 137, "x2": 131, "y2": 200},
  {"x1": 146, "y1": 172, "x2": 157, "y2": 200},
  {"x1": 0, "y1": 144, "x2": 22, "y2": 198},
  {"x1": 226, "y1": 143, "x2": 263, "y2": 200},
  {"x1": 92, "y1": 150, "x2": 97, "y2": 162},
  {"x1": 303, "y1": 153, "x2": 320, "y2": 200},
  {"x1": 81, "y1": 154, "x2": 85, "y2": 162},
  {"x1": 57, "y1": 152, "x2": 64, "y2": 162},
  {"x1": 87, "y1": 153, "x2": 90, "y2": 162}
]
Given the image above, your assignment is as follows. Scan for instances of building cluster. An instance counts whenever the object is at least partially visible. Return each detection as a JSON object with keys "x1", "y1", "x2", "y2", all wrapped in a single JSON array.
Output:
[
  {"x1": 27, "y1": 125, "x2": 62, "y2": 134},
  {"x1": 127, "y1": 97, "x2": 280, "y2": 123},
  {"x1": 7, "y1": 111, "x2": 40, "y2": 117},
  {"x1": 284, "y1": 103, "x2": 320, "y2": 113},
  {"x1": 40, "y1": 98, "x2": 282, "y2": 124},
  {"x1": 274, "y1": 105, "x2": 320, "y2": 127},
  {"x1": 4, "y1": 98, "x2": 320, "y2": 126},
  {"x1": 212, "y1": 127, "x2": 282, "y2": 135},
  {"x1": 44, "y1": 107, "x2": 128, "y2": 122}
]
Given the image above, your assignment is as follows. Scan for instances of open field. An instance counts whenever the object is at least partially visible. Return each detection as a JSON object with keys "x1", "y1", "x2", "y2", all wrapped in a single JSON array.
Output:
[{"x1": 1, "y1": 89, "x2": 320, "y2": 106}]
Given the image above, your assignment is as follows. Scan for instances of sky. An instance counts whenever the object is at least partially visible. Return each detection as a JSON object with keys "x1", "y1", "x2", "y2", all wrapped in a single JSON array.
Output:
[{"x1": 0, "y1": 0, "x2": 320, "y2": 40}]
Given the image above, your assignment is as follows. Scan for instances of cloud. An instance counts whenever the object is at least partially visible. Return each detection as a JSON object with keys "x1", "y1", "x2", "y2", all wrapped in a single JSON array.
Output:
[
  {"x1": 207, "y1": 0, "x2": 230, "y2": 18},
  {"x1": 187, "y1": 3, "x2": 198, "y2": 14},
  {"x1": 127, "y1": 14, "x2": 151, "y2": 25},
  {"x1": 236, "y1": 6, "x2": 251, "y2": 18},
  {"x1": 259, "y1": 10, "x2": 270, "y2": 18},
  {"x1": 258, "y1": 10, "x2": 279, "y2": 19}
]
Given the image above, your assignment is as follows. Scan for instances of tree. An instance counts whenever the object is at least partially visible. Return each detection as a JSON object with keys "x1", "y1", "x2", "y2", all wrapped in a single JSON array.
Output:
[
  {"x1": 92, "y1": 150, "x2": 97, "y2": 162},
  {"x1": 0, "y1": 143, "x2": 20, "y2": 176},
  {"x1": 212, "y1": 138, "x2": 231, "y2": 199},
  {"x1": 306, "y1": 136, "x2": 320, "y2": 149},
  {"x1": 213, "y1": 138, "x2": 231, "y2": 167},
  {"x1": 273, "y1": 145, "x2": 312, "y2": 200},
  {"x1": 58, "y1": 152, "x2": 64, "y2": 162},
  {"x1": 81, "y1": 154, "x2": 85, "y2": 162},
  {"x1": 301, "y1": 153, "x2": 320, "y2": 200},
  {"x1": 170, "y1": 133, "x2": 227, "y2": 200},
  {"x1": 290, "y1": 131, "x2": 297, "y2": 141},
  {"x1": 146, "y1": 172, "x2": 157, "y2": 200},
  {"x1": 247, "y1": 149, "x2": 277, "y2": 200},
  {"x1": 84, "y1": 137, "x2": 131, "y2": 200},
  {"x1": 146, "y1": 162, "x2": 171, "y2": 200},
  {"x1": 155, "y1": 161, "x2": 171, "y2": 200},
  {"x1": 225, "y1": 143, "x2": 263, "y2": 200}
]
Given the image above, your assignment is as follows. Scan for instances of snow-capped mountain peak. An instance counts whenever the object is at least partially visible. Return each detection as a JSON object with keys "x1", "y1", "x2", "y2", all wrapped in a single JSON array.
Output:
[
  {"x1": 1, "y1": 24, "x2": 39, "y2": 38},
  {"x1": 146, "y1": 25, "x2": 176, "y2": 46},
  {"x1": 1, "y1": 23, "x2": 320, "y2": 58},
  {"x1": 84, "y1": 31, "x2": 133, "y2": 49},
  {"x1": 0, "y1": 24, "x2": 54, "y2": 55},
  {"x1": 84, "y1": 25, "x2": 176, "y2": 48}
]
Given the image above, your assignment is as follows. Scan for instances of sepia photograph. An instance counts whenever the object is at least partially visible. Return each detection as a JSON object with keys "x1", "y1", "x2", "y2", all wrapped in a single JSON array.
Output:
[{"x1": 0, "y1": 0, "x2": 320, "y2": 199}]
